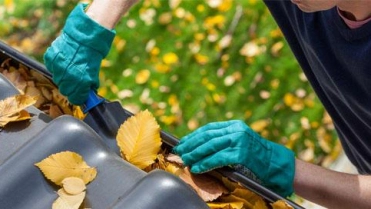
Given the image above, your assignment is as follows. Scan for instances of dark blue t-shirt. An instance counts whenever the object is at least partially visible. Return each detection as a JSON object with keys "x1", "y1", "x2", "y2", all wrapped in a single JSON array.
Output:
[{"x1": 264, "y1": 1, "x2": 371, "y2": 174}]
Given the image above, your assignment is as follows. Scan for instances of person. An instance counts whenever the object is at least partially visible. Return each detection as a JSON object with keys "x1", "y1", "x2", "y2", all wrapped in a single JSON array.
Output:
[{"x1": 43, "y1": 0, "x2": 371, "y2": 208}]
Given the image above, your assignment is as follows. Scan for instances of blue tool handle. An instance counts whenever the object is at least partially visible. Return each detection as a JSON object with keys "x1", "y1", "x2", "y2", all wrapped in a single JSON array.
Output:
[{"x1": 82, "y1": 90, "x2": 105, "y2": 114}]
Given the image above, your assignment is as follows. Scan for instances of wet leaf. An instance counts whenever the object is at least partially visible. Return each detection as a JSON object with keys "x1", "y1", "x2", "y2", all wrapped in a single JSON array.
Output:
[
  {"x1": 116, "y1": 109, "x2": 162, "y2": 169},
  {"x1": 0, "y1": 94, "x2": 37, "y2": 127},
  {"x1": 35, "y1": 151, "x2": 97, "y2": 186}
]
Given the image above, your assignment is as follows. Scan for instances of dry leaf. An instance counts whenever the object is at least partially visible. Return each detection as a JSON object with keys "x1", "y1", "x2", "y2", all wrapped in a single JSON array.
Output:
[
  {"x1": 35, "y1": 151, "x2": 97, "y2": 186},
  {"x1": 165, "y1": 153, "x2": 184, "y2": 166},
  {"x1": 179, "y1": 167, "x2": 228, "y2": 202},
  {"x1": 116, "y1": 109, "x2": 162, "y2": 169},
  {"x1": 253, "y1": 198, "x2": 269, "y2": 209},
  {"x1": 49, "y1": 104, "x2": 64, "y2": 119},
  {"x1": 62, "y1": 177, "x2": 86, "y2": 195},
  {"x1": 271, "y1": 200, "x2": 294, "y2": 209},
  {"x1": 52, "y1": 188, "x2": 85, "y2": 209},
  {"x1": 1, "y1": 59, "x2": 82, "y2": 119},
  {"x1": 0, "y1": 94, "x2": 37, "y2": 127},
  {"x1": 52, "y1": 89, "x2": 72, "y2": 115},
  {"x1": 232, "y1": 188, "x2": 265, "y2": 206},
  {"x1": 156, "y1": 154, "x2": 182, "y2": 176},
  {"x1": 1, "y1": 69, "x2": 27, "y2": 92},
  {"x1": 207, "y1": 202, "x2": 244, "y2": 209},
  {"x1": 219, "y1": 194, "x2": 254, "y2": 209}
]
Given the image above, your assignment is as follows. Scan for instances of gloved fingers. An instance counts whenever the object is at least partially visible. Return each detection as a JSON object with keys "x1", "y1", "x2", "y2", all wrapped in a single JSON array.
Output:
[
  {"x1": 174, "y1": 128, "x2": 230, "y2": 155},
  {"x1": 180, "y1": 134, "x2": 234, "y2": 166},
  {"x1": 189, "y1": 149, "x2": 239, "y2": 173},
  {"x1": 174, "y1": 120, "x2": 241, "y2": 154},
  {"x1": 174, "y1": 120, "x2": 249, "y2": 156},
  {"x1": 179, "y1": 120, "x2": 239, "y2": 144}
]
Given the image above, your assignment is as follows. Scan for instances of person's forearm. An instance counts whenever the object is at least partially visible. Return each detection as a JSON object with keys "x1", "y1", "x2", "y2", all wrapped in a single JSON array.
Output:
[
  {"x1": 85, "y1": 0, "x2": 138, "y2": 29},
  {"x1": 294, "y1": 159, "x2": 371, "y2": 209}
]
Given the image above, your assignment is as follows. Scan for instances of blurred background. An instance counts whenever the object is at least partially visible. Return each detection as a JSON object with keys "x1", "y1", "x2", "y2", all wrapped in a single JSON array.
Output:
[{"x1": 0, "y1": 0, "x2": 351, "y2": 207}]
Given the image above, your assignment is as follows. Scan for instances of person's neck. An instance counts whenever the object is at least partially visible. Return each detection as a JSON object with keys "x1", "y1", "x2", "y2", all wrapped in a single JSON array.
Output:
[{"x1": 337, "y1": 1, "x2": 371, "y2": 21}]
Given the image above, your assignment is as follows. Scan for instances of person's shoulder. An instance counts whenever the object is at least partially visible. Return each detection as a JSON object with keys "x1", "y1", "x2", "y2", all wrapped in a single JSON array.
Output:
[{"x1": 264, "y1": 0, "x2": 299, "y2": 16}]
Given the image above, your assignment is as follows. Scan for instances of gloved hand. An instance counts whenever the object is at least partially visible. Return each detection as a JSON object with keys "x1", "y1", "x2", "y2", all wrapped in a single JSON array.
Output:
[
  {"x1": 43, "y1": 3, "x2": 115, "y2": 105},
  {"x1": 173, "y1": 120, "x2": 295, "y2": 197}
]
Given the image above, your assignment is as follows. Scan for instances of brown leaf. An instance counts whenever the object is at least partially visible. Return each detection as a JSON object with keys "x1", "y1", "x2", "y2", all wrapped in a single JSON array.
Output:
[
  {"x1": 165, "y1": 153, "x2": 184, "y2": 166},
  {"x1": 2, "y1": 69, "x2": 27, "y2": 92},
  {"x1": 49, "y1": 104, "x2": 63, "y2": 119},
  {"x1": 52, "y1": 89, "x2": 73, "y2": 115},
  {"x1": 179, "y1": 167, "x2": 228, "y2": 202}
]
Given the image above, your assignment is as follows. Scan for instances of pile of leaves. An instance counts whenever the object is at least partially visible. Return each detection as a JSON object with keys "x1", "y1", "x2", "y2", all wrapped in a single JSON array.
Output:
[
  {"x1": 0, "y1": 94, "x2": 37, "y2": 127},
  {"x1": 0, "y1": 58, "x2": 84, "y2": 119},
  {"x1": 35, "y1": 151, "x2": 97, "y2": 209}
]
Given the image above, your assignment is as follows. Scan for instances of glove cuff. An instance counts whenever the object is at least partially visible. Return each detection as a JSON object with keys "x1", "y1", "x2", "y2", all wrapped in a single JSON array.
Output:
[
  {"x1": 63, "y1": 3, "x2": 116, "y2": 57},
  {"x1": 265, "y1": 143, "x2": 295, "y2": 197}
]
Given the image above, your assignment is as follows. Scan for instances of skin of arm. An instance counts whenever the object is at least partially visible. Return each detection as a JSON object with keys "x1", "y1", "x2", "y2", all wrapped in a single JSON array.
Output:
[
  {"x1": 85, "y1": 0, "x2": 138, "y2": 29},
  {"x1": 294, "y1": 159, "x2": 371, "y2": 209}
]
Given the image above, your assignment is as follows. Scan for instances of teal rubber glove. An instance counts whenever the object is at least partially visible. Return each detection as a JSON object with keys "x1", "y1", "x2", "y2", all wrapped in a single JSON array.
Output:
[
  {"x1": 173, "y1": 120, "x2": 295, "y2": 197},
  {"x1": 43, "y1": 3, "x2": 115, "y2": 105}
]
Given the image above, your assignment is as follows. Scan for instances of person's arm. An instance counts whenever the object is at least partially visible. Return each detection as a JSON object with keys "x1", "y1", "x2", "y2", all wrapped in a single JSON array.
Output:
[
  {"x1": 43, "y1": 0, "x2": 138, "y2": 105},
  {"x1": 86, "y1": 0, "x2": 138, "y2": 29},
  {"x1": 294, "y1": 159, "x2": 371, "y2": 209}
]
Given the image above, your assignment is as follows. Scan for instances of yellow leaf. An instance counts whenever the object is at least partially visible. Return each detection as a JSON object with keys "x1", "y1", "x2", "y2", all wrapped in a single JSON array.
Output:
[
  {"x1": 116, "y1": 109, "x2": 162, "y2": 169},
  {"x1": 250, "y1": 119, "x2": 269, "y2": 132},
  {"x1": 271, "y1": 200, "x2": 294, "y2": 209},
  {"x1": 253, "y1": 198, "x2": 269, "y2": 209},
  {"x1": 0, "y1": 94, "x2": 37, "y2": 127},
  {"x1": 163, "y1": 52, "x2": 179, "y2": 65},
  {"x1": 219, "y1": 194, "x2": 254, "y2": 209},
  {"x1": 52, "y1": 188, "x2": 85, "y2": 209},
  {"x1": 135, "y1": 69, "x2": 150, "y2": 84},
  {"x1": 62, "y1": 177, "x2": 86, "y2": 195},
  {"x1": 232, "y1": 188, "x2": 264, "y2": 205},
  {"x1": 194, "y1": 53, "x2": 209, "y2": 65},
  {"x1": 207, "y1": 202, "x2": 244, "y2": 209},
  {"x1": 35, "y1": 151, "x2": 97, "y2": 186}
]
